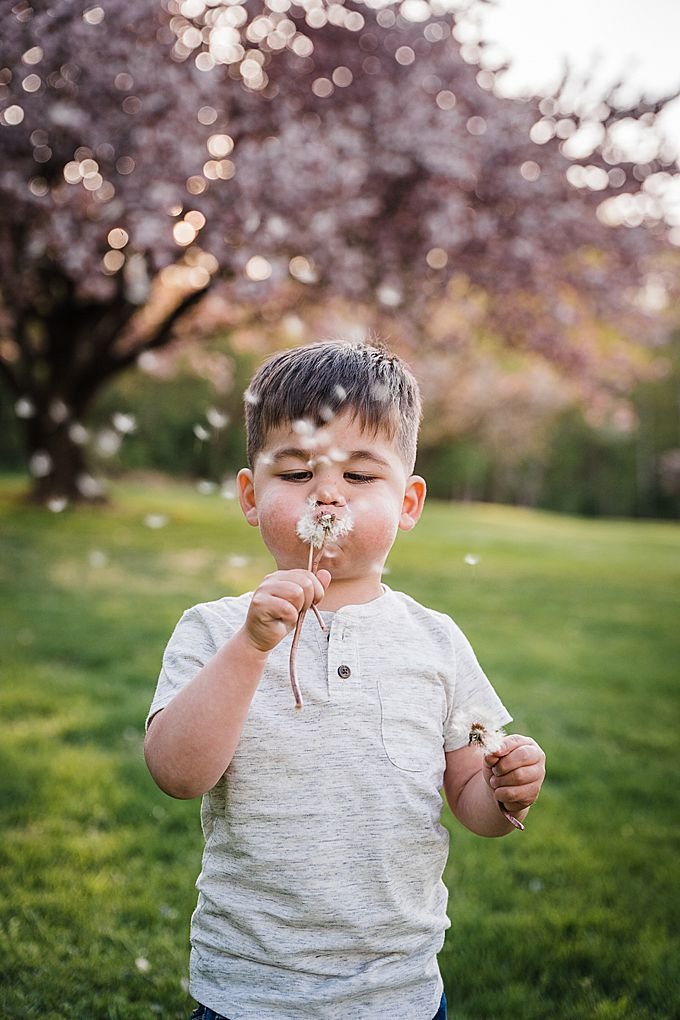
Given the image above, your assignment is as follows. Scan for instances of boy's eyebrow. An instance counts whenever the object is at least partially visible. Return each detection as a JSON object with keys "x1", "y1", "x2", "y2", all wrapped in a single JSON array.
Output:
[
  {"x1": 270, "y1": 447, "x2": 391, "y2": 468},
  {"x1": 270, "y1": 447, "x2": 311, "y2": 462},
  {"x1": 346, "y1": 450, "x2": 391, "y2": 468}
]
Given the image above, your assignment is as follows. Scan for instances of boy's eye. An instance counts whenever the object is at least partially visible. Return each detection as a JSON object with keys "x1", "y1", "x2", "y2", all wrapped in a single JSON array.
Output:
[
  {"x1": 344, "y1": 472, "x2": 377, "y2": 483},
  {"x1": 279, "y1": 471, "x2": 312, "y2": 482}
]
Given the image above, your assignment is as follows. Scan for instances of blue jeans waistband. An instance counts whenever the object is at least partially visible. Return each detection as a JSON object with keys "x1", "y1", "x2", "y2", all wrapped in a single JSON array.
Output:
[{"x1": 191, "y1": 991, "x2": 447, "y2": 1020}]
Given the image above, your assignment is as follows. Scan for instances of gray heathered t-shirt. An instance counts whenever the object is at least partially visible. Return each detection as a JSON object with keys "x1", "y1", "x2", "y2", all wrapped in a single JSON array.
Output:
[{"x1": 148, "y1": 585, "x2": 511, "y2": 1020}]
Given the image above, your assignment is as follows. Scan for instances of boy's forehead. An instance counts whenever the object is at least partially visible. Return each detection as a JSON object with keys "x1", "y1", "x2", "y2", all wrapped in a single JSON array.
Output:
[{"x1": 259, "y1": 412, "x2": 398, "y2": 460}]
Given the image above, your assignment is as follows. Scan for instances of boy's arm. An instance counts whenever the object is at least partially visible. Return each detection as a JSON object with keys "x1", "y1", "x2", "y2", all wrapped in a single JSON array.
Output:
[
  {"x1": 443, "y1": 735, "x2": 546, "y2": 836},
  {"x1": 144, "y1": 568, "x2": 330, "y2": 799}
]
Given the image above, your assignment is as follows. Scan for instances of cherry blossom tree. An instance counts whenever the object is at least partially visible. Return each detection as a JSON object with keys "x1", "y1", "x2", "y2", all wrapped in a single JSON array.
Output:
[{"x1": 0, "y1": 0, "x2": 677, "y2": 502}]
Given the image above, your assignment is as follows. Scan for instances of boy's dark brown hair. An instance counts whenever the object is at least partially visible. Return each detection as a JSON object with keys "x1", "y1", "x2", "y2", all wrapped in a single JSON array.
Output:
[{"x1": 244, "y1": 340, "x2": 422, "y2": 471}]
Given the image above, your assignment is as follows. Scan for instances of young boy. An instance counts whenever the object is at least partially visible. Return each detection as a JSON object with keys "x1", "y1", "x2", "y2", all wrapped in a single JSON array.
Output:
[{"x1": 144, "y1": 340, "x2": 546, "y2": 1020}]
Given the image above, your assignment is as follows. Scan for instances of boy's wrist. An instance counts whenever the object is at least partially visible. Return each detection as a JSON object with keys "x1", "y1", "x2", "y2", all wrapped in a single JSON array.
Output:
[{"x1": 232, "y1": 625, "x2": 273, "y2": 662}]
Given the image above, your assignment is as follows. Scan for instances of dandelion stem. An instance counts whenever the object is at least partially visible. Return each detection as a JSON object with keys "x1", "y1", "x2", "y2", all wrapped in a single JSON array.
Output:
[
  {"x1": 500, "y1": 805, "x2": 525, "y2": 831},
  {"x1": 289, "y1": 541, "x2": 332, "y2": 708}
]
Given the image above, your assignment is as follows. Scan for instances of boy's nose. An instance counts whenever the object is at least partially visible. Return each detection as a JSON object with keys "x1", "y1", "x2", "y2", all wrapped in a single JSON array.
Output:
[{"x1": 314, "y1": 484, "x2": 346, "y2": 507}]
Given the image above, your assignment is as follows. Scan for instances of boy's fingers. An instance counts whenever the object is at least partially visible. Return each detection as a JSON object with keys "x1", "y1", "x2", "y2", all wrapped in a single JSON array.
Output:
[
  {"x1": 485, "y1": 736, "x2": 545, "y2": 775},
  {"x1": 489, "y1": 764, "x2": 539, "y2": 789}
]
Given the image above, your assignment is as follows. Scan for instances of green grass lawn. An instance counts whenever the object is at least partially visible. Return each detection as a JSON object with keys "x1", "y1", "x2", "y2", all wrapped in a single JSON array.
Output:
[{"x1": 1, "y1": 475, "x2": 678, "y2": 1019}]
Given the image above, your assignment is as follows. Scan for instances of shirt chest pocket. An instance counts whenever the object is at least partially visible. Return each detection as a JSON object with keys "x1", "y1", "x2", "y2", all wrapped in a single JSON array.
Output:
[{"x1": 377, "y1": 672, "x2": 446, "y2": 773}]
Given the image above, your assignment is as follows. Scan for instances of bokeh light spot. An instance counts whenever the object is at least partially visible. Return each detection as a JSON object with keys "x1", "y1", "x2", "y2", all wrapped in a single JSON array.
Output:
[
  {"x1": 520, "y1": 160, "x2": 541, "y2": 182},
  {"x1": 3, "y1": 105, "x2": 25, "y2": 126},
  {"x1": 395, "y1": 46, "x2": 415, "y2": 66},
  {"x1": 107, "y1": 227, "x2": 129, "y2": 249},
  {"x1": 83, "y1": 6, "x2": 105, "y2": 25},
  {"x1": 435, "y1": 90, "x2": 455, "y2": 111},
  {"x1": 426, "y1": 247, "x2": 448, "y2": 269},
  {"x1": 173, "y1": 221, "x2": 197, "y2": 246},
  {"x1": 198, "y1": 105, "x2": 217, "y2": 125},
  {"x1": 312, "y1": 77, "x2": 333, "y2": 98},
  {"x1": 245, "y1": 255, "x2": 272, "y2": 281}
]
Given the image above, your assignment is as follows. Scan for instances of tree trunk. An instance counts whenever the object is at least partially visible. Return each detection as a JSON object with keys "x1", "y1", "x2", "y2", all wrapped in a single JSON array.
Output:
[{"x1": 24, "y1": 413, "x2": 104, "y2": 506}]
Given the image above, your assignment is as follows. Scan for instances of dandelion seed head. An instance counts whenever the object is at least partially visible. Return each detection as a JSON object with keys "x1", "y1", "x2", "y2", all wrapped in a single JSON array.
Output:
[
  {"x1": 296, "y1": 498, "x2": 354, "y2": 548},
  {"x1": 451, "y1": 709, "x2": 506, "y2": 753}
]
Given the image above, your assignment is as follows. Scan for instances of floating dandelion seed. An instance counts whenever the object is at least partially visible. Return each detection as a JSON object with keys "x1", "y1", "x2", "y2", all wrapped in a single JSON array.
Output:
[
  {"x1": 292, "y1": 419, "x2": 316, "y2": 438},
  {"x1": 464, "y1": 553, "x2": 480, "y2": 566},
  {"x1": 68, "y1": 423, "x2": 89, "y2": 445},
  {"x1": 88, "y1": 549, "x2": 108, "y2": 568},
  {"x1": 15, "y1": 397, "x2": 35, "y2": 419},
  {"x1": 243, "y1": 387, "x2": 259, "y2": 406},
  {"x1": 455, "y1": 712, "x2": 525, "y2": 831},
  {"x1": 47, "y1": 496, "x2": 68, "y2": 513},
  {"x1": 221, "y1": 478, "x2": 237, "y2": 500},
  {"x1": 144, "y1": 513, "x2": 168, "y2": 529},
  {"x1": 95, "y1": 429, "x2": 122, "y2": 457},
  {"x1": 228, "y1": 555, "x2": 249, "y2": 568},
  {"x1": 196, "y1": 479, "x2": 216, "y2": 495},
  {"x1": 135, "y1": 957, "x2": 151, "y2": 974},
  {"x1": 112, "y1": 412, "x2": 137, "y2": 434},
  {"x1": 77, "y1": 473, "x2": 104, "y2": 499},
  {"x1": 193, "y1": 424, "x2": 210, "y2": 441},
  {"x1": 49, "y1": 399, "x2": 69, "y2": 423},
  {"x1": 289, "y1": 500, "x2": 354, "y2": 708},
  {"x1": 29, "y1": 451, "x2": 52, "y2": 478},
  {"x1": 206, "y1": 407, "x2": 228, "y2": 429}
]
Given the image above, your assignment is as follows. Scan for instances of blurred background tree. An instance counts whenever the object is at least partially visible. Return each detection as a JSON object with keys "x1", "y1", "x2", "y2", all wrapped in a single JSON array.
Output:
[{"x1": 1, "y1": 0, "x2": 679, "y2": 514}]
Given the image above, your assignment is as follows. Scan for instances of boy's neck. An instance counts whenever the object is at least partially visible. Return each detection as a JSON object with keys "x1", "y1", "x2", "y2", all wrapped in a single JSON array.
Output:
[{"x1": 317, "y1": 575, "x2": 385, "y2": 612}]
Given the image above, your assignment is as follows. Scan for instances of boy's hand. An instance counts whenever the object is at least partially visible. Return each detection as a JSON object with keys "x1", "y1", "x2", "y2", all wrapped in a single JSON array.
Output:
[
  {"x1": 243, "y1": 569, "x2": 331, "y2": 653},
  {"x1": 483, "y1": 734, "x2": 546, "y2": 815}
]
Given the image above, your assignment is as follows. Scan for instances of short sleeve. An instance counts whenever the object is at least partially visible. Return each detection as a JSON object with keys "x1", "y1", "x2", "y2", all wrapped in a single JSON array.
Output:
[
  {"x1": 443, "y1": 621, "x2": 512, "y2": 752},
  {"x1": 145, "y1": 606, "x2": 219, "y2": 730}
]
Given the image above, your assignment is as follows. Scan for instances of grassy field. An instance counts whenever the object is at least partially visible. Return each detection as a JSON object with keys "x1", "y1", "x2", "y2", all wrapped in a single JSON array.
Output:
[{"x1": 1, "y1": 475, "x2": 678, "y2": 1019}]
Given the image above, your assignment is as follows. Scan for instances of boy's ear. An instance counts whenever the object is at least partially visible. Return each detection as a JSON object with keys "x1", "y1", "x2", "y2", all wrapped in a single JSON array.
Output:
[
  {"x1": 237, "y1": 468, "x2": 259, "y2": 527},
  {"x1": 399, "y1": 474, "x2": 427, "y2": 532}
]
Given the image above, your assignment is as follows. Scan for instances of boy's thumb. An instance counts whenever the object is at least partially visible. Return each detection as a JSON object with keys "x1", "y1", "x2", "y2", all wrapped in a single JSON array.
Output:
[{"x1": 316, "y1": 568, "x2": 332, "y2": 591}]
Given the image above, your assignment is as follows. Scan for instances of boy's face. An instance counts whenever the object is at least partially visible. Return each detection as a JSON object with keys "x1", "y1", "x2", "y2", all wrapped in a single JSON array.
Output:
[{"x1": 237, "y1": 411, "x2": 426, "y2": 585}]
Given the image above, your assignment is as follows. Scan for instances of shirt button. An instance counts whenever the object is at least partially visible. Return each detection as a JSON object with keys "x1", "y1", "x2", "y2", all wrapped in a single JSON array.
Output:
[{"x1": 337, "y1": 664, "x2": 351, "y2": 679}]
